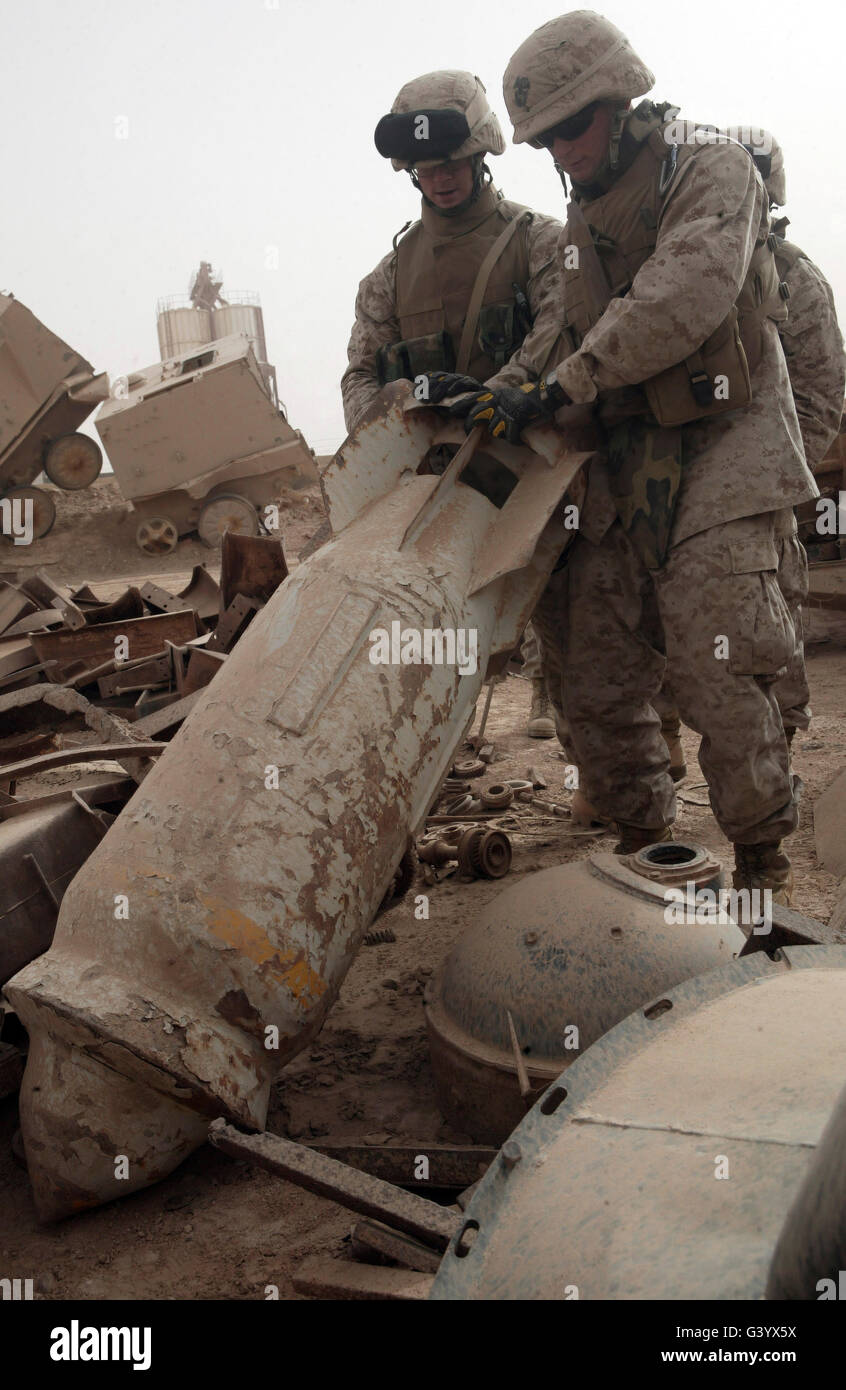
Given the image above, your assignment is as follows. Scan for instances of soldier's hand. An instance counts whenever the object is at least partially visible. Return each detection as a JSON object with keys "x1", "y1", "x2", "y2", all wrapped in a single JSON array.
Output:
[
  {"x1": 464, "y1": 377, "x2": 570, "y2": 442},
  {"x1": 423, "y1": 371, "x2": 485, "y2": 405}
]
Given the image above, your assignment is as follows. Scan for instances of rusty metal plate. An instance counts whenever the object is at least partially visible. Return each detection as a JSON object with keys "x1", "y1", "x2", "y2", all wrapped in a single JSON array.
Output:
[
  {"x1": 0, "y1": 583, "x2": 36, "y2": 636},
  {"x1": 0, "y1": 797, "x2": 115, "y2": 984},
  {"x1": 0, "y1": 637, "x2": 36, "y2": 680},
  {"x1": 139, "y1": 581, "x2": 192, "y2": 615},
  {"x1": 351, "y1": 1217, "x2": 443, "y2": 1274},
  {"x1": 429, "y1": 946, "x2": 846, "y2": 1300},
  {"x1": 82, "y1": 588, "x2": 146, "y2": 626},
  {"x1": 181, "y1": 647, "x2": 226, "y2": 695},
  {"x1": 205, "y1": 594, "x2": 260, "y2": 653},
  {"x1": 220, "y1": 530, "x2": 288, "y2": 609},
  {"x1": 0, "y1": 742, "x2": 165, "y2": 789},
  {"x1": 31, "y1": 609, "x2": 197, "y2": 682},
  {"x1": 132, "y1": 689, "x2": 202, "y2": 737},
  {"x1": 97, "y1": 652, "x2": 171, "y2": 698},
  {"x1": 176, "y1": 565, "x2": 221, "y2": 621}
]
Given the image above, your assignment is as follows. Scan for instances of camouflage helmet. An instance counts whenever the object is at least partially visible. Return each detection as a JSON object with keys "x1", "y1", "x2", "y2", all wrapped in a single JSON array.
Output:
[
  {"x1": 718, "y1": 128, "x2": 786, "y2": 205},
  {"x1": 504, "y1": 11, "x2": 655, "y2": 148},
  {"x1": 374, "y1": 70, "x2": 505, "y2": 172},
  {"x1": 762, "y1": 132, "x2": 785, "y2": 205}
]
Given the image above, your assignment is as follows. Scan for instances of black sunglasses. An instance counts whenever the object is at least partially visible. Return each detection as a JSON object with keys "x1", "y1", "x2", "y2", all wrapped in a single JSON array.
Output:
[{"x1": 538, "y1": 101, "x2": 602, "y2": 148}]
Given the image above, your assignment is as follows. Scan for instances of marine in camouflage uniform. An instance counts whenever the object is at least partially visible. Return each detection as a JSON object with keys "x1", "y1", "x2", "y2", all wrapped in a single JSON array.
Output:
[
  {"x1": 456, "y1": 12, "x2": 820, "y2": 904},
  {"x1": 342, "y1": 70, "x2": 568, "y2": 739},
  {"x1": 630, "y1": 136, "x2": 845, "y2": 780},
  {"x1": 342, "y1": 71, "x2": 565, "y2": 433},
  {"x1": 767, "y1": 142, "x2": 846, "y2": 733}
]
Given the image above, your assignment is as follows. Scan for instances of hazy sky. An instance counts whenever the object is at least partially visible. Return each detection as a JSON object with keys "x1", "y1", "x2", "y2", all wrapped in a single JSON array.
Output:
[{"x1": 3, "y1": 0, "x2": 845, "y2": 463}]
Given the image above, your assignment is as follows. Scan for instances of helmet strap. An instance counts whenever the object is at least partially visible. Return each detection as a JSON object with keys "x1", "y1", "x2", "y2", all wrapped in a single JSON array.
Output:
[{"x1": 608, "y1": 106, "x2": 629, "y2": 171}]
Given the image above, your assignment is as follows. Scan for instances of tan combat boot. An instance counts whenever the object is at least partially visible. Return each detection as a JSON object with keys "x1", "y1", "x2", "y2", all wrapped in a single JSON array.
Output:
[
  {"x1": 614, "y1": 823, "x2": 673, "y2": 855},
  {"x1": 661, "y1": 712, "x2": 687, "y2": 783},
  {"x1": 732, "y1": 841, "x2": 794, "y2": 907},
  {"x1": 528, "y1": 678, "x2": 555, "y2": 738}
]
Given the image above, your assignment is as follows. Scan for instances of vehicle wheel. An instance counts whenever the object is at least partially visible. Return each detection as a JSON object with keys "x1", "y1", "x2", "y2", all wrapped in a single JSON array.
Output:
[
  {"x1": 197, "y1": 493, "x2": 259, "y2": 548},
  {"x1": 4, "y1": 486, "x2": 56, "y2": 540},
  {"x1": 44, "y1": 432, "x2": 103, "y2": 490},
  {"x1": 136, "y1": 516, "x2": 179, "y2": 555}
]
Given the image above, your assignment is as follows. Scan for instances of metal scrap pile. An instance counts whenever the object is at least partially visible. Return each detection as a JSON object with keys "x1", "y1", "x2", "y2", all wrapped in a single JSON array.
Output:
[{"x1": 0, "y1": 533, "x2": 289, "y2": 1095}]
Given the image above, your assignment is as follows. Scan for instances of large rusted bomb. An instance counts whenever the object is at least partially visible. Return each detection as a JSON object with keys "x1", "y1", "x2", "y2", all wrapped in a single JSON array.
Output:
[{"x1": 6, "y1": 384, "x2": 591, "y2": 1219}]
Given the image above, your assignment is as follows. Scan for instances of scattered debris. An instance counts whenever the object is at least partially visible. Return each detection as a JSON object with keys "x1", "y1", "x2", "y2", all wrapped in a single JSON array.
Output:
[
  {"x1": 208, "y1": 1120, "x2": 459, "y2": 1251},
  {"x1": 363, "y1": 925, "x2": 397, "y2": 946},
  {"x1": 350, "y1": 1218, "x2": 443, "y2": 1274}
]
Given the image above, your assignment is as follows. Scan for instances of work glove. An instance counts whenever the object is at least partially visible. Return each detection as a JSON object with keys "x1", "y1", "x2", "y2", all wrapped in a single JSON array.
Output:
[
  {"x1": 422, "y1": 371, "x2": 485, "y2": 406},
  {"x1": 464, "y1": 376, "x2": 571, "y2": 443}
]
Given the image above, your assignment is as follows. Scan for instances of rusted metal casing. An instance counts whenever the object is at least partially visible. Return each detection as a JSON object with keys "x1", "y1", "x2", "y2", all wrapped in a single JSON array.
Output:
[
  {"x1": 0, "y1": 292, "x2": 108, "y2": 492},
  {"x1": 6, "y1": 383, "x2": 591, "y2": 1218},
  {"x1": 430, "y1": 945, "x2": 846, "y2": 1300},
  {"x1": 425, "y1": 844, "x2": 740, "y2": 1143}
]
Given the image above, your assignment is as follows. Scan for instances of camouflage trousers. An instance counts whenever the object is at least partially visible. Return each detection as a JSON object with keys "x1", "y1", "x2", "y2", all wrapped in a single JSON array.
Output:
[
  {"x1": 532, "y1": 510, "x2": 803, "y2": 844},
  {"x1": 652, "y1": 509, "x2": 811, "y2": 733},
  {"x1": 520, "y1": 623, "x2": 543, "y2": 681}
]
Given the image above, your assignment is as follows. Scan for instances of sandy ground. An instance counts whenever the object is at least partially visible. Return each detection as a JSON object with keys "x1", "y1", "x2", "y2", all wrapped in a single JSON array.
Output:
[
  {"x1": 0, "y1": 476, "x2": 324, "y2": 585},
  {"x1": 2, "y1": 477, "x2": 846, "y2": 1300}
]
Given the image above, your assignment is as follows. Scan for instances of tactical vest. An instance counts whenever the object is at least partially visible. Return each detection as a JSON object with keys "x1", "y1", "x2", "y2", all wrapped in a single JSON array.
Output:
[
  {"x1": 561, "y1": 103, "x2": 787, "y2": 428},
  {"x1": 378, "y1": 185, "x2": 533, "y2": 386},
  {"x1": 773, "y1": 237, "x2": 806, "y2": 283}
]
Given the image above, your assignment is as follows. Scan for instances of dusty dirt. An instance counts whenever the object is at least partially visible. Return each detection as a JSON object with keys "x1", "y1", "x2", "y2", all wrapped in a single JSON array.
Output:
[
  {"x1": 2, "y1": 477, "x2": 846, "y2": 1300},
  {"x1": 0, "y1": 475, "x2": 324, "y2": 586}
]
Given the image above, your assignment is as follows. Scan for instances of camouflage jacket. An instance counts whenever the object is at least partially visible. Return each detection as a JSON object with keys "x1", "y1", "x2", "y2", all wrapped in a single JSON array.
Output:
[
  {"x1": 548, "y1": 132, "x2": 818, "y2": 545},
  {"x1": 775, "y1": 234, "x2": 845, "y2": 468},
  {"x1": 341, "y1": 186, "x2": 564, "y2": 433}
]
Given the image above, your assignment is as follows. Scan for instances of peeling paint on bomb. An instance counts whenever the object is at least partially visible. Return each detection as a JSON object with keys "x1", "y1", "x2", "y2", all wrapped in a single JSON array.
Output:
[{"x1": 6, "y1": 383, "x2": 592, "y2": 1218}]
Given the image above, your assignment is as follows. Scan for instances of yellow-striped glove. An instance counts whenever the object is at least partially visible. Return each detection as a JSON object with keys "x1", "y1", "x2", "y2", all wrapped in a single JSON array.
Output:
[{"x1": 465, "y1": 376, "x2": 570, "y2": 442}]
